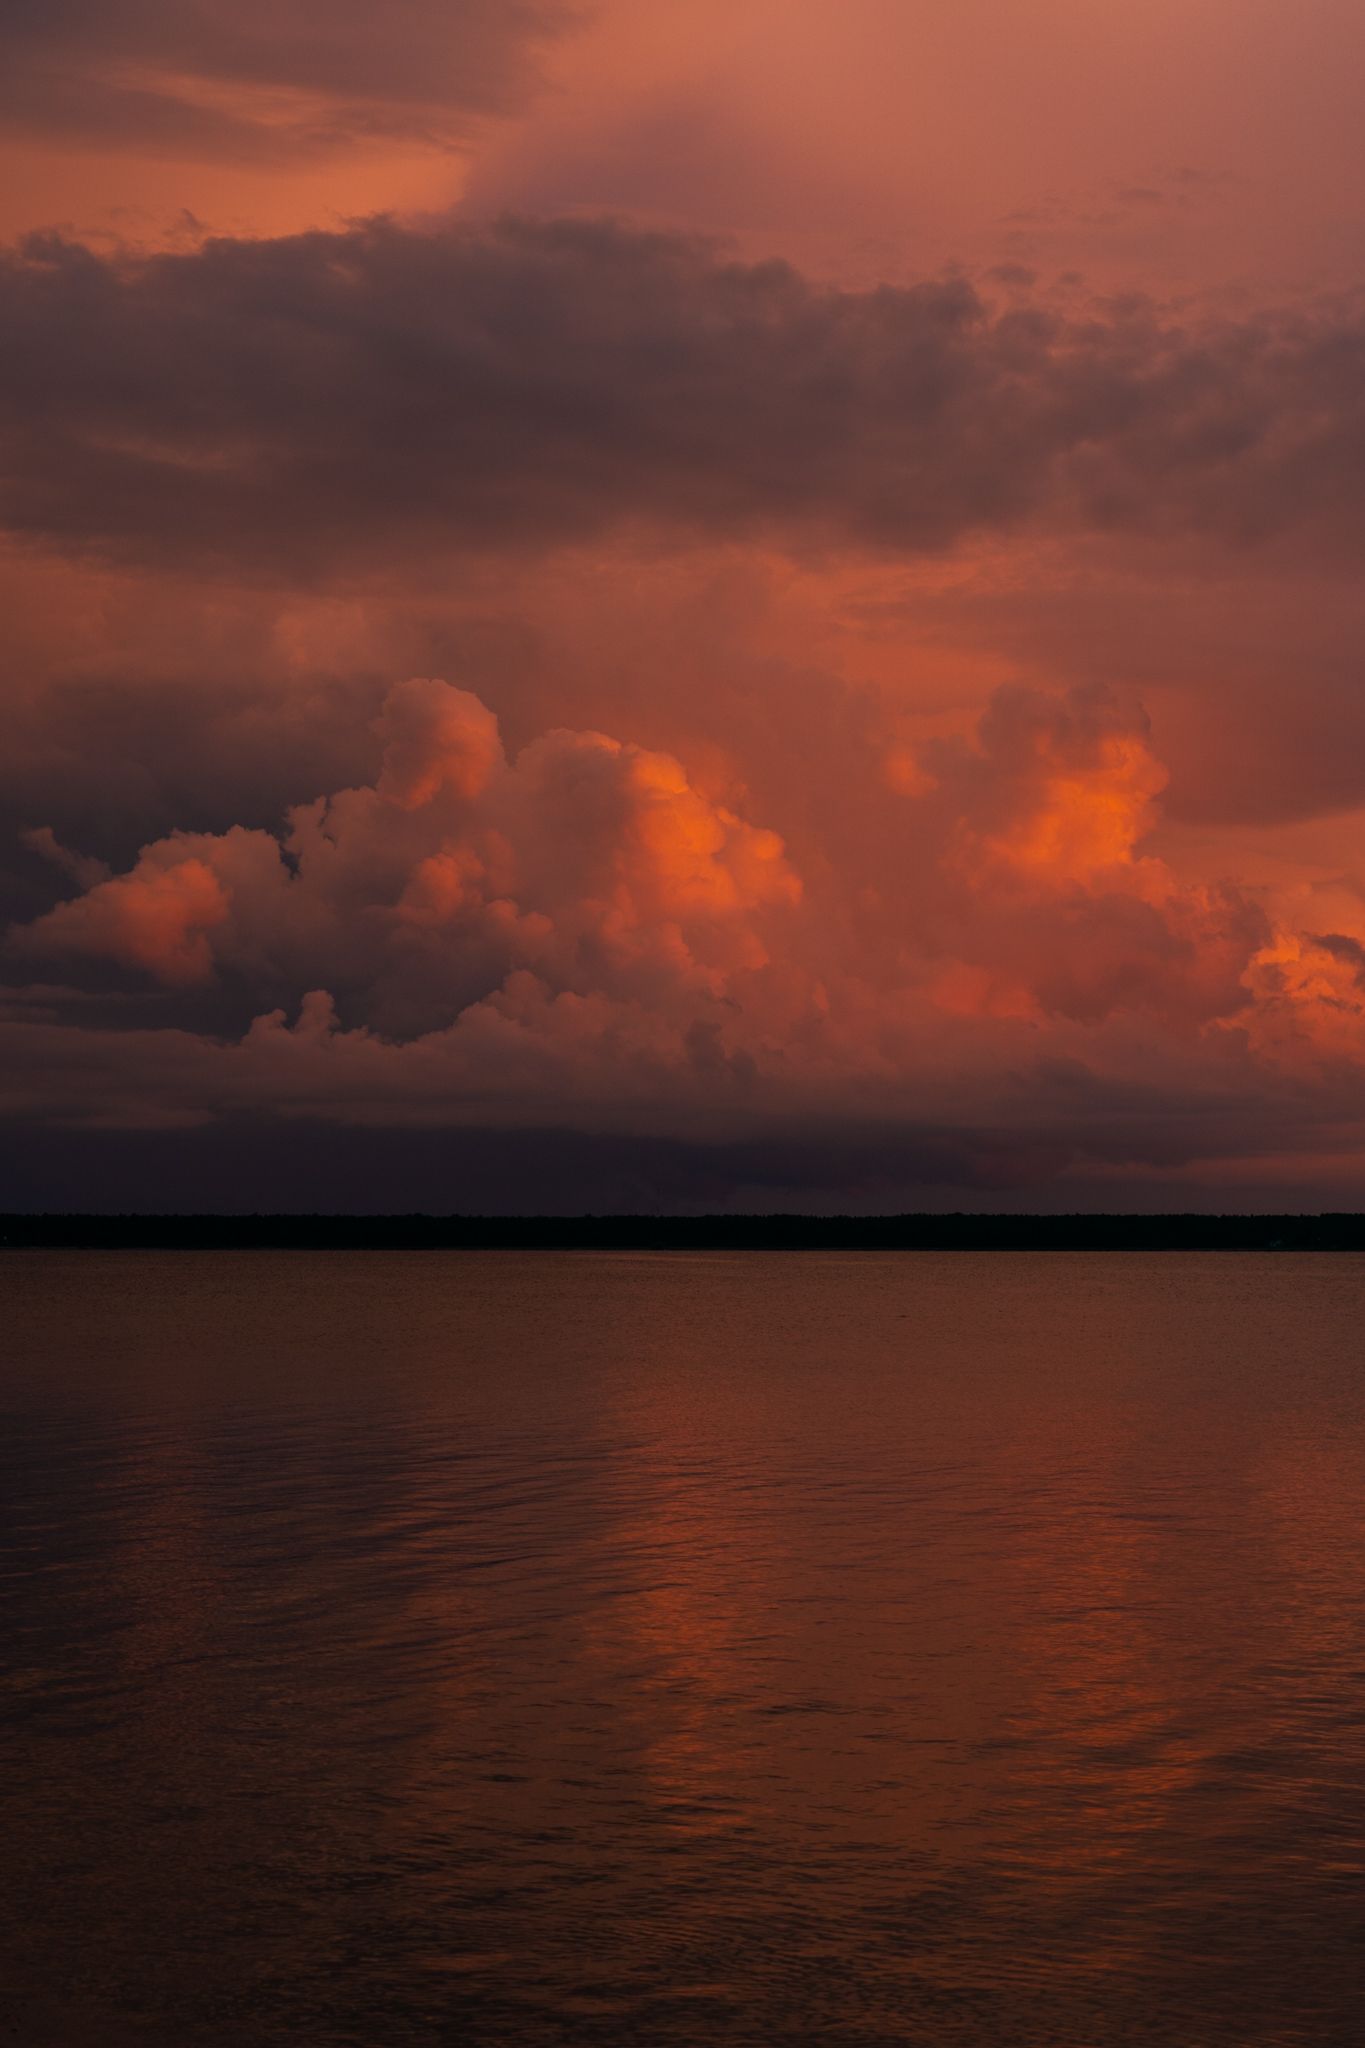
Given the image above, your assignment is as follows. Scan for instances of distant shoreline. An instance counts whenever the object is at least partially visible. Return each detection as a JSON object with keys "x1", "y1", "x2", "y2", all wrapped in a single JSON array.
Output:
[{"x1": 2, "y1": 1214, "x2": 1362, "y2": 1252}]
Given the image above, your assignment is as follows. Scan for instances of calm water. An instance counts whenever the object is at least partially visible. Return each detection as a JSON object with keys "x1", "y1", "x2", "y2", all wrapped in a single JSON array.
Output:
[{"x1": 2, "y1": 1252, "x2": 1364, "y2": 2046}]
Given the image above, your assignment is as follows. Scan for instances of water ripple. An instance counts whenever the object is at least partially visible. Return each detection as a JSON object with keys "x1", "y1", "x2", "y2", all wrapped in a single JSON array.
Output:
[{"x1": 1, "y1": 1250, "x2": 1363, "y2": 2043}]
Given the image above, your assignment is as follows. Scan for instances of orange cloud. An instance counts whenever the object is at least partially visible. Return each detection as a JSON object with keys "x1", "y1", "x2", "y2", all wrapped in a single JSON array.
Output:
[
  {"x1": 9, "y1": 675, "x2": 1365, "y2": 1204},
  {"x1": 887, "y1": 686, "x2": 1269, "y2": 1029},
  {"x1": 375, "y1": 677, "x2": 503, "y2": 809},
  {"x1": 21, "y1": 852, "x2": 229, "y2": 985},
  {"x1": 16, "y1": 681, "x2": 802, "y2": 1032},
  {"x1": 973, "y1": 733, "x2": 1168, "y2": 890}
]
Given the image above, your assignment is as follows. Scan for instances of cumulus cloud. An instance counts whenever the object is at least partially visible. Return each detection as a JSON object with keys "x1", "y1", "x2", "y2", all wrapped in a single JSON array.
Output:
[
  {"x1": 374, "y1": 676, "x2": 503, "y2": 809},
  {"x1": 898, "y1": 685, "x2": 1269, "y2": 1027},
  {"x1": 2, "y1": 217, "x2": 1364, "y2": 575},
  {"x1": 0, "y1": 2, "x2": 575, "y2": 162},
  {"x1": 7, "y1": 674, "x2": 1359, "y2": 1201},
  {"x1": 27, "y1": 850, "x2": 231, "y2": 986},
  {"x1": 15, "y1": 679, "x2": 801, "y2": 1044}
]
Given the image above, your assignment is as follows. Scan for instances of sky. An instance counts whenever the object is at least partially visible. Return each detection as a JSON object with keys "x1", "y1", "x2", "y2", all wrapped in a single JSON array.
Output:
[{"x1": 3, "y1": 0, "x2": 1365, "y2": 1213}]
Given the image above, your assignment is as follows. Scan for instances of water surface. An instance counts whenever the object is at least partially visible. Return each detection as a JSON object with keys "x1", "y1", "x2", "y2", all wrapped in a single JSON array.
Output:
[{"x1": 3, "y1": 1252, "x2": 1363, "y2": 2044}]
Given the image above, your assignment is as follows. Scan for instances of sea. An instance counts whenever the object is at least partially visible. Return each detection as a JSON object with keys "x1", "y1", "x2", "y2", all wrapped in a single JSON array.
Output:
[{"x1": 3, "y1": 1250, "x2": 1363, "y2": 2045}]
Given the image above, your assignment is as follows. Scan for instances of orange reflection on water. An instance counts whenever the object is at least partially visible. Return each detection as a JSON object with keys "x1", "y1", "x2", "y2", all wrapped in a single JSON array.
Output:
[{"x1": 9, "y1": 1251, "x2": 1364, "y2": 2042}]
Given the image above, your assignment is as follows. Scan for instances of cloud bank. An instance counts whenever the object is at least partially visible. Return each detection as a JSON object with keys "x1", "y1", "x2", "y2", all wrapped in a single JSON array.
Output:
[{"x1": 8, "y1": 674, "x2": 1363, "y2": 1201}]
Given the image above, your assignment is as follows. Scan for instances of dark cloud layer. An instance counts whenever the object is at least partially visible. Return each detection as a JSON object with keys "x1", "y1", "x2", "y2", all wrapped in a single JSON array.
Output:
[
  {"x1": 0, "y1": 1115, "x2": 1056, "y2": 1216},
  {"x1": 2, "y1": 216, "x2": 1364, "y2": 575},
  {"x1": 2, "y1": 993, "x2": 1357, "y2": 1212},
  {"x1": 0, "y1": 1104, "x2": 1337, "y2": 1217},
  {"x1": 0, "y1": 1, "x2": 574, "y2": 160}
]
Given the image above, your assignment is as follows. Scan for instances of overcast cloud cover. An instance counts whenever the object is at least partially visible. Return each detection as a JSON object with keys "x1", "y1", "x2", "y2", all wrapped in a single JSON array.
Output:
[{"x1": 4, "y1": 0, "x2": 1365, "y2": 1210}]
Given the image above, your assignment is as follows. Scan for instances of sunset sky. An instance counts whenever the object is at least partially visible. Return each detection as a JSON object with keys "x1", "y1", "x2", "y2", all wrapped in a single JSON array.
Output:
[{"x1": 4, "y1": 0, "x2": 1365, "y2": 1211}]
